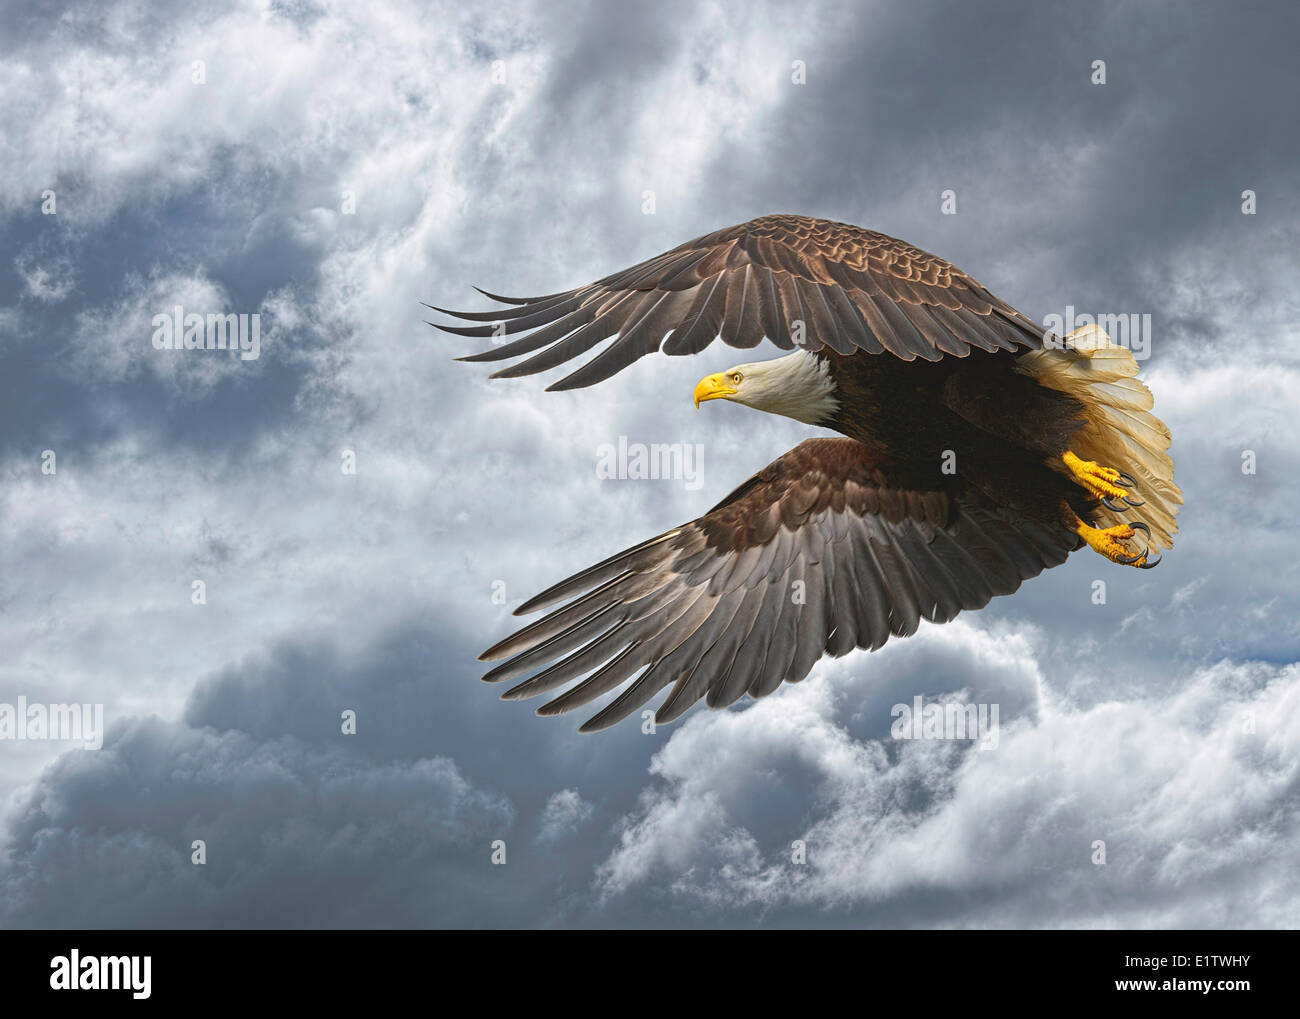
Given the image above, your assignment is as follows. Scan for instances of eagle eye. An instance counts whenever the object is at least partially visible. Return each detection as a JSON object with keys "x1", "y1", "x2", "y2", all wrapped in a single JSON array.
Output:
[{"x1": 730, "y1": 372, "x2": 743, "y2": 385}]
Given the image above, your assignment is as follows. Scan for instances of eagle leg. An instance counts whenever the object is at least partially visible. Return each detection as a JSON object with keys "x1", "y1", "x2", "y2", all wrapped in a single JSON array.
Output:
[
  {"x1": 1068, "y1": 510, "x2": 1161, "y2": 569},
  {"x1": 1062, "y1": 450, "x2": 1133, "y2": 503}
]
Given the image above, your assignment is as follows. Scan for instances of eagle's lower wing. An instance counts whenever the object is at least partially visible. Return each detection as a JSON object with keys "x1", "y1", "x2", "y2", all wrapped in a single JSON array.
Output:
[
  {"x1": 435, "y1": 214, "x2": 1046, "y2": 390},
  {"x1": 478, "y1": 438, "x2": 1075, "y2": 732}
]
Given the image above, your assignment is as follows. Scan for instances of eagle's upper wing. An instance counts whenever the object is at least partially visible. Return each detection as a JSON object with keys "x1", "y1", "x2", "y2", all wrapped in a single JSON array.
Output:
[
  {"x1": 478, "y1": 438, "x2": 1075, "y2": 732},
  {"x1": 435, "y1": 214, "x2": 1046, "y2": 390}
]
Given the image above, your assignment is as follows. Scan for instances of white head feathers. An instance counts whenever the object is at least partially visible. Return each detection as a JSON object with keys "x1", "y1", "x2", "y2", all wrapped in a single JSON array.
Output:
[{"x1": 721, "y1": 350, "x2": 839, "y2": 425}]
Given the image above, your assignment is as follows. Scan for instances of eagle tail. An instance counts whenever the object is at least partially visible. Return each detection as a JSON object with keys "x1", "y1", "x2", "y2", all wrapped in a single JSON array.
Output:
[{"x1": 1016, "y1": 324, "x2": 1182, "y2": 552}]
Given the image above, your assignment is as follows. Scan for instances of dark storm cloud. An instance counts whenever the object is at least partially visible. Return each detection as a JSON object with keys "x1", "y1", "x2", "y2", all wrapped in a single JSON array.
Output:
[
  {"x1": 0, "y1": 617, "x2": 761, "y2": 928},
  {"x1": 686, "y1": 0, "x2": 1300, "y2": 336},
  {"x1": 0, "y1": 715, "x2": 516, "y2": 928}
]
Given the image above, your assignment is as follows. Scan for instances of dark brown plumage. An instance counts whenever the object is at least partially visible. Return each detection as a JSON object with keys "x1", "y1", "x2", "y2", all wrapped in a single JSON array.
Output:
[
  {"x1": 434, "y1": 214, "x2": 1181, "y2": 732},
  {"x1": 477, "y1": 437, "x2": 1074, "y2": 732},
  {"x1": 440, "y1": 214, "x2": 1047, "y2": 388}
]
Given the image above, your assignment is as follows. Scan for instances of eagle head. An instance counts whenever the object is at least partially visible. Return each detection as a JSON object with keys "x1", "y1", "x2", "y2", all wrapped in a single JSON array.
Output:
[{"x1": 693, "y1": 350, "x2": 839, "y2": 426}]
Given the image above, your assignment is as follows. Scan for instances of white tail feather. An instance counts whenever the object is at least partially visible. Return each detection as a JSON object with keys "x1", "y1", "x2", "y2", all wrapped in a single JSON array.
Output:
[{"x1": 1017, "y1": 325, "x2": 1182, "y2": 551}]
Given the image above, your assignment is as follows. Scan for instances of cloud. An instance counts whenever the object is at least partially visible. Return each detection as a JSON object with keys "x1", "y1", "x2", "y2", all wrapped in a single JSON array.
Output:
[
  {"x1": 15, "y1": 252, "x2": 76, "y2": 303},
  {"x1": 64, "y1": 269, "x2": 261, "y2": 393},
  {"x1": 0, "y1": 715, "x2": 514, "y2": 928},
  {"x1": 536, "y1": 789, "x2": 595, "y2": 846},
  {"x1": 596, "y1": 632, "x2": 1300, "y2": 929}
]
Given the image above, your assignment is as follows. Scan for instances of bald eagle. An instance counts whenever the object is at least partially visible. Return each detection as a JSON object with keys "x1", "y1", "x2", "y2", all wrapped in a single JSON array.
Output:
[{"x1": 434, "y1": 215, "x2": 1181, "y2": 732}]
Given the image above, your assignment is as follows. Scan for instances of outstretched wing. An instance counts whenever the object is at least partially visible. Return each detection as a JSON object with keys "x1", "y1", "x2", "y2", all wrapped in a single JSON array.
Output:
[
  {"x1": 435, "y1": 214, "x2": 1046, "y2": 390},
  {"x1": 478, "y1": 438, "x2": 1076, "y2": 732}
]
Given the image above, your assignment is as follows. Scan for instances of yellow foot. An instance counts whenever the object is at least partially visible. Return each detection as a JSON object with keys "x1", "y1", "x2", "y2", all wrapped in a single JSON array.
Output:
[
  {"x1": 1073, "y1": 516, "x2": 1154, "y2": 568},
  {"x1": 1063, "y1": 450, "x2": 1131, "y2": 502}
]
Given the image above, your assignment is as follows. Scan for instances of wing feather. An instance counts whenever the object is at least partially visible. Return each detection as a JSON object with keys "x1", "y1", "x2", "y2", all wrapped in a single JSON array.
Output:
[
  {"x1": 438, "y1": 214, "x2": 1044, "y2": 386},
  {"x1": 480, "y1": 437, "x2": 1076, "y2": 731}
]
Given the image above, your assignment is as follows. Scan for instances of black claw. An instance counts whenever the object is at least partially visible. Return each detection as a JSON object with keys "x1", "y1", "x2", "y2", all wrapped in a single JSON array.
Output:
[
  {"x1": 1102, "y1": 496, "x2": 1128, "y2": 511},
  {"x1": 1119, "y1": 521, "x2": 1159, "y2": 567},
  {"x1": 1122, "y1": 495, "x2": 1145, "y2": 508},
  {"x1": 1115, "y1": 471, "x2": 1137, "y2": 489}
]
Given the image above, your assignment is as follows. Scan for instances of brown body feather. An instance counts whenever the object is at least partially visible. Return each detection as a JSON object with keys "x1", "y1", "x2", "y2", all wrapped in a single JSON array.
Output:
[{"x1": 819, "y1": 348, "x2": 1096, "y2": 525}]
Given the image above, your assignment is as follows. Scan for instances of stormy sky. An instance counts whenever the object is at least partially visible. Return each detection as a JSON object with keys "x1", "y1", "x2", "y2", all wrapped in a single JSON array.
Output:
[{"x1": 1, "y1": 0, "x2": 1297, "y2": 928}]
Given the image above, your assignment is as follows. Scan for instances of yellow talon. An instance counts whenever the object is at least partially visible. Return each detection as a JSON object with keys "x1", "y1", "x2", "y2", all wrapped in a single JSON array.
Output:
[
  {"x1": 1071, "y1": 514, "x2": 1148, "y2": 567},
  {"x1": 1063, "y1": 450, "x2": 1128, "y2": 502}
]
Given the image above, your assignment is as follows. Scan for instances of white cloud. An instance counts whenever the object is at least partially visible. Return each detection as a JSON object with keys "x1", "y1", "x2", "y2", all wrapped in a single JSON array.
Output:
[
  {"x1": 15, "y1": 253, "x2": 76, "y2": 303},
  {"x1": 536, "y1": 788, "x2": 595, "y2": 845},
  {"x1": 596, "y1": 627, "x2": 1300, "y2": 928},
  {"x1": 65, "y1": 269, "x2": 260, "y2": 393}
]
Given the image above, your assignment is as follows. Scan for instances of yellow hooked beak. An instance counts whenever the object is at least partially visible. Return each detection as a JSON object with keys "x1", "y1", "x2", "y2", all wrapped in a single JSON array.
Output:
[{"x1": 693, "y1": 372, "x2": 737, "y2": 408}]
